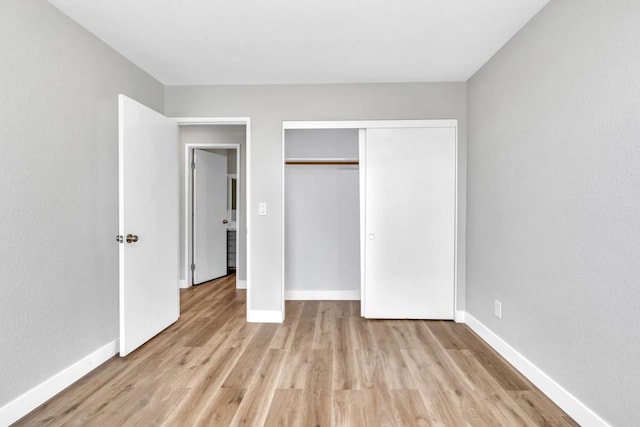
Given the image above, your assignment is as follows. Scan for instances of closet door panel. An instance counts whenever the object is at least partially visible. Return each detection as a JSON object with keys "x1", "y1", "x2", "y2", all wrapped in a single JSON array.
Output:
[{"x1": 364, "y1": 127, "x2": 455, "y2": 319}]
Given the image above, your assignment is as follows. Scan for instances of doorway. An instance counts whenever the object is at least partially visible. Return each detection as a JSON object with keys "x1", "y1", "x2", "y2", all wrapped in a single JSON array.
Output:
[{"x1": 178, "y1": 122, "x2": 248, "y2": 292}]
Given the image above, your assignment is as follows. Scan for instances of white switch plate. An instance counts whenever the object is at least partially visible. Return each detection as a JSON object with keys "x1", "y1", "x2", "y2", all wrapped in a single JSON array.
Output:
[
  {"x1": 494, "y1": 300, "x2": 502, "y2": 319},
  {"x1": 258, "y1": 202, "x2": 267, "y2": 216}
]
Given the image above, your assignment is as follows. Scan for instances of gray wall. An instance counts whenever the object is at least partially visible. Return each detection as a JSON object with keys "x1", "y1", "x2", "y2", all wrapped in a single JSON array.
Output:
[
  {"x1": 0, "y1": 0, "x2": 164, "y2": 408},
  {"x1": 179, "y1": 125, "x2": 246, "y2": 281},
  {"x1": 467, "y1": 1, "x2": 640, "y2": 425},
  {"x1": 285, "y1": 129, "x2": 360, "y2": 159},
  {"x1": 166, "y1": 83, "x2": 467, "y2": 313},
  {"x1": 285, "y1": 130, "x2": 360, "y2": 295}
]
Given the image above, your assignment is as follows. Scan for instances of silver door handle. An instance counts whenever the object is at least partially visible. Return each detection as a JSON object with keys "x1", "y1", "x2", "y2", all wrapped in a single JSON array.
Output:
[
  {"x1": 223, "y1": 219, "x2": 229, "y2": 224},
  {"x1": 126, "y1": 234, "x2": 139, "y2": 243}
]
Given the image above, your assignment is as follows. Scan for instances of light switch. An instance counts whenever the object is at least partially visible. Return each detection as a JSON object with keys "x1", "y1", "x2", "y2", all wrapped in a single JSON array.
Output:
[{"x1": 258, "y1": 202, "x2": 267, "y2": 216}]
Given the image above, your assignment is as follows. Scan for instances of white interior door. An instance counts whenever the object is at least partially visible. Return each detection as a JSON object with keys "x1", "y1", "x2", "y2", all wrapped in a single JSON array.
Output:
[
  {"x1": 363, "y1": 127, "x2": 456, "y2": 319},
  {"x1": 193, "y1": 149, "x2": 228, "y2": 284},
  {"x1": 118, "y1": 95, "x2": 179, "y2": 357}
]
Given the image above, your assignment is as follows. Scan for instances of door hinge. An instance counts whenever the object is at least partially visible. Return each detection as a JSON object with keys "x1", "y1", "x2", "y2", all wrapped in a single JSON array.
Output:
[
  {"x1": 191, "y1": 162, "x2": 195, "y2": 170},
  {"x1": 191, "y1": 264, "x2": 195, "y2": 271}
]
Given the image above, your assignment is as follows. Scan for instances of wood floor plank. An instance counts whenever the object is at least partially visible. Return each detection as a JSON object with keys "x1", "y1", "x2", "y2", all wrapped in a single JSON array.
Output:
[
  {"x1": 221, "y1": 324, "x2": 278, "y2": 388},
  {"x1": 270, "y1": 301, "x2": 303, "y2": 349},
  {"x1": 229, "y1": 349, "x2": 287, "y2": 426},
  {"x1": 301, "y1": 348, "x2": 332, "y2": 427},
  {"x1": 357, "y1": 349, "x2": 386, "y2": 389},
  {"x1": 402, "y1": 346, "x2": 493, "y2": 426},
  {"x1": 361, "y1": 387, "x2": 402, "y2": 426},
  {"x1": 381, "y1": 346, "x2": 417, "y2": 391},
  {"x1": 218, "y1": 311, "x2": 261, "y2": 349},
  {"x1": 312, "y1": 301, "x2": 335, "y2": 350},
  {"x1": 447, "y1": 349, "x2": 537, "y2": 426},
  {"x1": 15, "y1": 278, "x2": 576, "y2": 427},
  {"x1": 386, "y1": 320, "x2": 423, "y2": 349},
  {"x1": 198, "y1": 388, "x2": 246, "y2": 426},
  {"x1": 348, "y1": 300, "x2": 361, "y2": 317},
  {"x1": 263, "y1": 389, "x2": 305, "y2": 427},
  {"x1": 329, "y1": 300, "x2": 351, "y2": 319},
  {"x1": 332, "y1": 390, "x2": 367, "y2": 426},
  {"x1": 429, "y1": 321, "x2": 532, "y2": 391},
  {"x1": 508, "y1": 390, "x2": 577, "y2": 427},
  {"x1": 347, "y1": 316, "x2": 377, "y2": 350},
  {"x1": 277, "y1": 302, "x2": 319, "y2": 389},
  {"x1": 332, "y1": 318, "x2": 362, "y2": 390},
  {"x1": 390, "y1": 390, "x2": 432, "y2": 426},
  {"x1": 164, "y1": 346, "x2": 244, "y2": 425}
]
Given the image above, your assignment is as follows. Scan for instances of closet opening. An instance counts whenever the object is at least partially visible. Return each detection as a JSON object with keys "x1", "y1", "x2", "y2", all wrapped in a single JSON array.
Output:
[
  {"x1": 283, "y1": 128, "x2": 362, "y2": 302},
  {"x1": 282, "y1": 120, "x2": 459, "y2": 321}
]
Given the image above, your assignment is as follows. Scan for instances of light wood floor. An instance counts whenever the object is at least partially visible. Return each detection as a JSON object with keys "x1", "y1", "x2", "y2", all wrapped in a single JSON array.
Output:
[{"x1": 16, "y1": 275, "x2": 577, "y2": 426}]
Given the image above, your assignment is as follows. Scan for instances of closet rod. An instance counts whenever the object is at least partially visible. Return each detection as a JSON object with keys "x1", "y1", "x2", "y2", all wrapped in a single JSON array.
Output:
[{"x1": 285, "y1": 160, "x2": 359, "y2": 165}]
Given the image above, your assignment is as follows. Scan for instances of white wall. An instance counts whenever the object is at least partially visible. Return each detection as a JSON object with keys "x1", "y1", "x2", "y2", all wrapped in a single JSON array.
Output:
[
  {"x1": 178, "y1": 125, "x2": 246, "y2": 282},
  {"x1": 467, "y1": 0, "x2": 640, "y2": 425},
  {"x1": 165, "y1": 83, "x2": 467, "y2": 315},
  {"x1": 285, "y1": 129, "x2": 360, "y2": 297},
  {"x1": 0, "y1": 0, "x2": 164, "y2": 409}
]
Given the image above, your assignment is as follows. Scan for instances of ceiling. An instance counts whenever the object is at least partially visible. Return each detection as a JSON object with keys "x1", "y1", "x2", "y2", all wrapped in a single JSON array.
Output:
[{"x1": 47, "y1": 0, "x2": 550, "y2": 86}]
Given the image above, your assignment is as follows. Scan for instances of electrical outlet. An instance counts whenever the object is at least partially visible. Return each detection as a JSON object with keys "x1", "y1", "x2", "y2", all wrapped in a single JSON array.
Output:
[{"x1": 494, "y1": 300, "x2": 502, "y2": 319}]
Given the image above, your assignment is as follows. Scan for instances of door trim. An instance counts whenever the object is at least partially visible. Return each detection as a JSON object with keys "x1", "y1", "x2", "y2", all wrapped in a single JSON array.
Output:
[
  {"x1": 282, "y1": 119, "x2": 459, "y2": 321},
  {"x1": 175, "y1": 117, "x2": 251, "y2": 320}
]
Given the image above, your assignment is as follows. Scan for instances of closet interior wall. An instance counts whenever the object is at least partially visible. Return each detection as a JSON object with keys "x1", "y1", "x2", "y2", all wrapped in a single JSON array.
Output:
[{"x1": 284, "y1": 129, "x2": 361, "y2": 300}]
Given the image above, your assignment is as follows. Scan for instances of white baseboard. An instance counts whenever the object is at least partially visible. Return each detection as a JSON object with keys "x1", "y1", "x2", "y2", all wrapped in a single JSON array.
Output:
[
  {"x1": 454, "y1": 310, "x2": 466, "y2": 323},
  {"x1": 236, "y1": 280, "x2": 247, "y2": 289},
  {"x1": 285, "y1": 290, "x2": 361, "y2": 300},
  {"x1": 464, "y1": 313, "x2": 610, "y2": 427},
  {"x1": 179, "y1": 279, "x2": 190, "y2": 289},
  {"x1": 247, "y1": 309, "x2": 283, "y2": 323},
  {"x1": 0, "y1": 339, "x2": 119, "y2": 426}
]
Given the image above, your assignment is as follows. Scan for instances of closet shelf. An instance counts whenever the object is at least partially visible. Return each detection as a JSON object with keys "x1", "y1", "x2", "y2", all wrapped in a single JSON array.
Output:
[{"x1": 285, "y1": 158, "x2": 359, "y2": 165}]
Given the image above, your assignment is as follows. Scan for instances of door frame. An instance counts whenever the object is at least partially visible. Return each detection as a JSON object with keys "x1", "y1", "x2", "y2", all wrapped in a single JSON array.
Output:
[
  {"x1": 282, "y1": 119, "x2": 461, "y2": 321},
  {"x1": 175, "y1": 117, "x2": 251, "y2": 318}
]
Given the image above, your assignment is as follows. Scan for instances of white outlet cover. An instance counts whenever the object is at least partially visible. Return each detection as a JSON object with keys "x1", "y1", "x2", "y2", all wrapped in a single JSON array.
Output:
[{"x1": 494, "y1": 300, "x2": 502, "y2": 319}]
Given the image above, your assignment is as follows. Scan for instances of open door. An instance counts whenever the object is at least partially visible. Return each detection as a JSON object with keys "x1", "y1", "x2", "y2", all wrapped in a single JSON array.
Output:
[
  {"x1": 193, "y1": 149, "x2": 228, "y2": 284},
  {"x1": 118, "y1": 95, "x2": 179, "y2": 357}
]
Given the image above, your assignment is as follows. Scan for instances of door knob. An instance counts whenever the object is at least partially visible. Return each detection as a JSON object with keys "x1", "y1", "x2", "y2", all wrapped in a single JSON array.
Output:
[
  {"x1": 222, "y1": 219, "x2": 229, "y2": 224},
  {"x1": 368, "y1": 233, "x2": 376, "y2": 240},
  {"x1": 126, "y1": 234, "x2": 139, "y2": 243}
]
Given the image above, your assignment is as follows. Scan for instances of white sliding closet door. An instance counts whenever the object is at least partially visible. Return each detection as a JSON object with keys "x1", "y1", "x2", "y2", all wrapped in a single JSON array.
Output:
[{"x1": 363, "y1": 127, "x2": 456, "y2": 319}]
